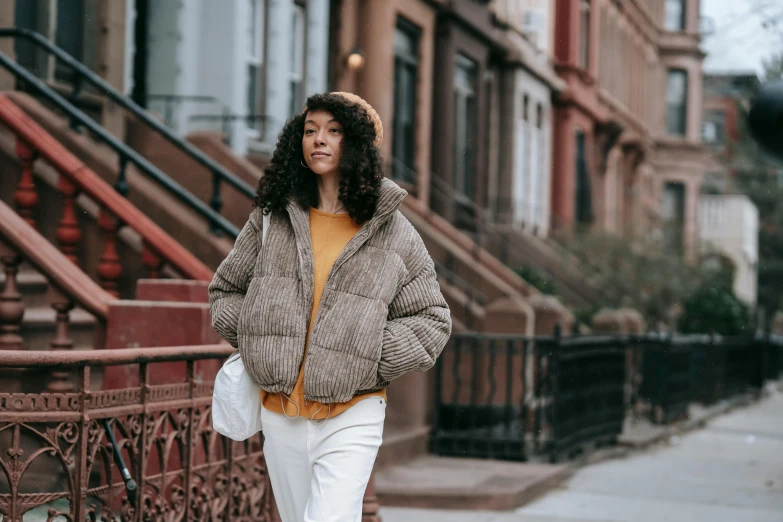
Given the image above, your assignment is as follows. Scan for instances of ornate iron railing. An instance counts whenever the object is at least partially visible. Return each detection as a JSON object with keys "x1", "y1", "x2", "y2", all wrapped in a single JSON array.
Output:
[
  {"x1": 432, "y1": 330, "x2": 783, "y2": 463},
  {"x1": 0, "y1": 345, "x2": 278, "y2": 522}
]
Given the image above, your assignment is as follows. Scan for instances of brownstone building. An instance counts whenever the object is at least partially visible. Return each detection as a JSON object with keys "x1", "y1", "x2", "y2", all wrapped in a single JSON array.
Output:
[{"x1": 551, "y1": 0, "x2": 707, "y2": 260}]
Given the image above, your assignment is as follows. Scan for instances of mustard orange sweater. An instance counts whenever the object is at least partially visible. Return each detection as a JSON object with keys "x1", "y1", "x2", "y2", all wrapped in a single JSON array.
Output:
[{"x1": 260, "y1": 208, "x2": 386, "y2": 419}]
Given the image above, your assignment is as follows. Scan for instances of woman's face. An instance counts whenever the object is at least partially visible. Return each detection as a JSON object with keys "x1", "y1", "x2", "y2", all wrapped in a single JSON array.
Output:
[{"x1": 302, "y1": 109, "x2": 343, "y2": 177}]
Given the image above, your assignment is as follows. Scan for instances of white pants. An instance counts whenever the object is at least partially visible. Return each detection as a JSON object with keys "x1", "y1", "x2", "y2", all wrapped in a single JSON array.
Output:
[{"x1": 261, "y1": 397, "x2": 386, "y2": 522}]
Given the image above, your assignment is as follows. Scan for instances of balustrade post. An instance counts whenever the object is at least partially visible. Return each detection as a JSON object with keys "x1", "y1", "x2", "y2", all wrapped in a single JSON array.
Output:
[
  {"x1": 0, "y1": 242, "x2": 24, "y2": 351},
  {"x1": 13, "y1": 138, "x2": 39, "y2": 228},
  {"x1": 55, "y1": 176, "x2": 82, "y2": 265},
  {"x1": 141, "y1": 242, "x2": 164, "y2": 279},
  {"x1": 98, "y1": 210, "x2": 123, "y2": 297},
  {"x1": 46, "y1": 287, "x2": 75, "y2": 393}
]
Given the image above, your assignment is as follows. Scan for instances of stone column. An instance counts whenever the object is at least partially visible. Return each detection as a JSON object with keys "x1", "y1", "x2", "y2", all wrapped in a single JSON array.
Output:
[
  {"x1": 358, "y1": 0, "x2": 395, "y2": 161},
  {"x1": 304, "y1": 0, "x2": 329, "y2": 97},
  {"x1": 97, "y1": 0, "x2": 129, "y2": 141},
  {"x1": 265, "y1": 0, "x2": 295, "y2": 139}
]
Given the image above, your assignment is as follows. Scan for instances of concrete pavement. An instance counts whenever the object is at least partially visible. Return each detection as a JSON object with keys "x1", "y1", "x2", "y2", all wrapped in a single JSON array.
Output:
[{"x1": 379, "y1": 384, "x2": 783, "y2": 522}]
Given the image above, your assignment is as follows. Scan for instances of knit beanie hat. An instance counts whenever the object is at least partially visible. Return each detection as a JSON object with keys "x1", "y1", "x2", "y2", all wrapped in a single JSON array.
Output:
[{"x1": 328, "y1": 92, "x2": 384, "y2": 148}]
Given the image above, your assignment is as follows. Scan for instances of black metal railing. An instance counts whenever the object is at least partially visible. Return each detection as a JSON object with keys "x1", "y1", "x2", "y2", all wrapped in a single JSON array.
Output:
[
  {"x1": 637, "y1": 334, "x2": 698, "y2": 424},
  {"x1": 545, "y1": 333, "x2": 626, "y2": 460},
  {"x1": 0, "y1": 28, "x2": 255, "y2": 237},
  {"x1": 431, "y1": 334, "x2": 535, "y2": 461},
  {"x1": 432, "y1": 329, "x2": 783, "y2": 463}
]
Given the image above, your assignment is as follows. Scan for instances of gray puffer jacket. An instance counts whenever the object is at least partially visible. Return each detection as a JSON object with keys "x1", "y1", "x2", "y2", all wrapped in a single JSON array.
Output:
[{"x1": 208, "y1": 178, "x2": 451, "y2": 403}]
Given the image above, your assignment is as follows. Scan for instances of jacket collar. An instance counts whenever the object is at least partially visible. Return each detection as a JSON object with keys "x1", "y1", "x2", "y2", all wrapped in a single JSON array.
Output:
[
  {"x1": 284, "y1": 177, "x2": 408, "y2": 309},
  {"x1": 286, "y1": 177, "x2": 407, "y2": 234}
]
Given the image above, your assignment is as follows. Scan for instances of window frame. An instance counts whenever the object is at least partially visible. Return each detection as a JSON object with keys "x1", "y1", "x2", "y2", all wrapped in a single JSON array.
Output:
[
  {"x1": 665, "y1": 68, "x2": 688, "y2": 137},
  {"x1": 574, "y1": 128, "x2": 592, "y2": 225},
  {"x1": 289, "y1": 4, "x2": 307, "y2": 118},
  {"x1": 391, "y1": 16, "x2": 421, "y2": 185},
  {"x1": 664, "y1": 0, "x2": 686, "y2": 32},
  {"x1": 661, "y1": 181, "x2": 686, "y2": 253},
  {"x1": 453, "y1": 53, "x2": 478, "y2": 199},
  {"x1": 245, "y1": 0, "x2": 266, "y2": 137}
]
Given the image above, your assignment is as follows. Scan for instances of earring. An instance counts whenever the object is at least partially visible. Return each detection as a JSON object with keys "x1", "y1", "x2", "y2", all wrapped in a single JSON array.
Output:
[{"x1": 300, "y1": 161, "x2": 308, "y2": 169}]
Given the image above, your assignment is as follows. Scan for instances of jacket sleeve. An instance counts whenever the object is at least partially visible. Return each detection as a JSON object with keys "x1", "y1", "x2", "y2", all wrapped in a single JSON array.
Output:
[
  {"x1": 379, "y1": 241, "x2": 452, "y2": 382},
  {"x1": 208, "y1": 214, "x2": 259, "y2": 348}
]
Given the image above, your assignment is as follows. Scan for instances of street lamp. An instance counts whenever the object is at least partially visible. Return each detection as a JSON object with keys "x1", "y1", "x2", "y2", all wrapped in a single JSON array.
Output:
[{"x1": 346, "y1": 46, "x2": 365, "y2": 71}]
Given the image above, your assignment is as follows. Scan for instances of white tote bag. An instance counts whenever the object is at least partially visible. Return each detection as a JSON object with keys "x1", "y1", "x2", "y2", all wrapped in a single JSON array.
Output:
[{"x1": 212, "y1": 212, "x2": 269, "y2": 441}]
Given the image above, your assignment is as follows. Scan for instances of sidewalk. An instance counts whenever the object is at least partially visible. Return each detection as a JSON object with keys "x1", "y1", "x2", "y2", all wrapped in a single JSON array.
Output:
[{"x1": 380, "y1": 383, "x2": 783, "y2": 522}]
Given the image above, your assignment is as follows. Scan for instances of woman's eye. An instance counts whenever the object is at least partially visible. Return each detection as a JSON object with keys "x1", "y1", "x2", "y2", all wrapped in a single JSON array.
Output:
[
  {"x1": 305, "y1": 129, "x2": 315, "y2": 134},
  {"x1": 330, "y1": 128, "x2": 341, "y2": 133}
]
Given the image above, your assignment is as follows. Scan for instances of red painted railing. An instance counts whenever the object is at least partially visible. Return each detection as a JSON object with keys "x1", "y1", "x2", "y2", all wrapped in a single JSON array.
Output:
[
  {"x1": 0, "y1": 199, "x2": 114, "y2": 319},
  {"x1": 0, "y1": 94, "x2": 213, "y2": 294},
  {"x1": 0, "y1": 199, "x2": 114, "y2": 389}
]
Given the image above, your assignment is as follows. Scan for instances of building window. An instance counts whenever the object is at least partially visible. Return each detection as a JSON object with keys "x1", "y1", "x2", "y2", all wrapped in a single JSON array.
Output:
[
  {"x1": 16, "y1": 0, "x2": 98, "y2": 82},
  {"x1": 666, "y1": 69, "x2": 688, "y2": 136},
  {"x1": 579, "y1": 0, "x2": 591, "y2": 70},
  {"x1": 533, "y1": 103, "x2": 545, "y2": 226},
  {"x1": 514, "y1": 94, "x2": 530, "y2": 224},
  {"x1": 55, "y1": 0, "x2": 85, "y2": 81},
  {"x1": 702, "y1": 110, "x2": 726, "y2": 146},
  {"x1": 536, "y1": 103, "x2": 543, "y2": 130},
  {"x1": 289, "y1": 4, "x2": 306, "y2": 117},
  {"x1": 14, "y1": 0, "x2": 40, "y2": 72},
  {"x1": 664, "y1": 0, "x2": 685, "y2": 31},
  {"x1": 392, "y1": 18, "x2": 420, "y2": 184},
  {"x1": 246, "y1": 0, "x2": 265, "y2": 133},
  {"x1": 575, "y1": 129, "x2": 593, "y2": 225},
  {"x1": 453, "y1": 53, "x2": 478, "y2": 198},
  {"x1": 662, "y1": 181, "x2": 685, "y2": 253}
]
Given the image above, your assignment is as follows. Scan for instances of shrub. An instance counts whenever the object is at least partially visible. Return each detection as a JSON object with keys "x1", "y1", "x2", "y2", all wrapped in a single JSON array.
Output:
[
  {"x1": 515, "y1": 265, "x2": 559, "y2": 297},
  {"x1": 677, "y1": 283, "x2": 751, "y2": 336}
]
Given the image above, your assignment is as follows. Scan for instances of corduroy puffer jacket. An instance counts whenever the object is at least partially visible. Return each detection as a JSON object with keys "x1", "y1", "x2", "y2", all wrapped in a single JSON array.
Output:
[{"x1": 208, "y1": 178, "x2": 452, "y2": 404}]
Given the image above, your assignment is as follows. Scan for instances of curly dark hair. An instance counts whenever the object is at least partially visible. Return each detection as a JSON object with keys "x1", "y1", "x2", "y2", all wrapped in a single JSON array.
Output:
[{"x1": 254, "y1": 93, "x2": 384, "y2": 224}]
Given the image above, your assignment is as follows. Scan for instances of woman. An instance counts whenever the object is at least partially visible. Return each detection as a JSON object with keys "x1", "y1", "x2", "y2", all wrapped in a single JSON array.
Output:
[{"x1": 208, "y1": 92, "x2": 451, "y2": 522}]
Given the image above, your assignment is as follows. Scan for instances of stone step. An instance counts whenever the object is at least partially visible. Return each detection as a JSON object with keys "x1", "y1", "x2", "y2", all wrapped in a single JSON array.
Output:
[{"x1": 375, "y1": 455, "x2": 570, "y2": 511}]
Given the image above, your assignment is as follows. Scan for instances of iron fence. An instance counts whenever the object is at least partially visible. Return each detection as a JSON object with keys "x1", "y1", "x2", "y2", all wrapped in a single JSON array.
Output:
[
  {"x1": 431, "y1": 335, "x2": 534, "y2": 461},
  {"x1": 432, "y1": 331, "x2": 783, "y2": 463},
  {"x1": 0, "y1": 345, "x2": 278, "y2": 522},
  {"x1": 544, "y1": 334, "x2": 626, "y2": 460}
]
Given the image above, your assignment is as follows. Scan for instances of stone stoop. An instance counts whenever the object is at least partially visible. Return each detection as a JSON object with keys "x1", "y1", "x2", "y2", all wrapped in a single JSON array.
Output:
[{"x1": 374, "y1": 456, "x2": 571, "y2": 511}]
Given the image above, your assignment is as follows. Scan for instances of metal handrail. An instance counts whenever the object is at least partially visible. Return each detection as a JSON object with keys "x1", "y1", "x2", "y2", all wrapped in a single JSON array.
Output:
[
  {"x1": 0, "y1": 93, "x2": 214, "y2": 281},
  {"x1": 0, "y1": 28, "x2": 254, "y2": 234},
  {"x1": 0, "y1": 50, "x2": 240, "y2": 237}
]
